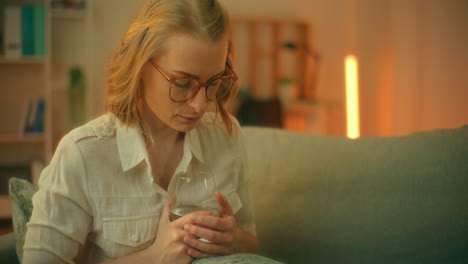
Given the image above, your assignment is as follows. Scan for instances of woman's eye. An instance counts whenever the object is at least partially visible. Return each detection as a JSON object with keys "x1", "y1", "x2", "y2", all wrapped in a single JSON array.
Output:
[
  {"x1": 208, "y1": 79, "x2": 221, "y2": 87},
  {"x1": 174, "y1": 79, "x2": 192, "y2": 89}
]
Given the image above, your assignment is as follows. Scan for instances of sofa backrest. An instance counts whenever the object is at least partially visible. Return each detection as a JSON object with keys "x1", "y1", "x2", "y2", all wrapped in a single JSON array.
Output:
[{"x1": 242, "y1": 126, "x2": 468, "y2": 263}]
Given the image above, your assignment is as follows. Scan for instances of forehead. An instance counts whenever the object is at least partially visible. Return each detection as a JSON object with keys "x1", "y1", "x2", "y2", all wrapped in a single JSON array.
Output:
[{"x1": 156, "y1": 33, "x2": 229, "y2": 77}]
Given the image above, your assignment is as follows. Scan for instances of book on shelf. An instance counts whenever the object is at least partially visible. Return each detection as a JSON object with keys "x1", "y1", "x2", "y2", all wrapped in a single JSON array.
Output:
[
  {"x1": 4, "y1": 6, "x2": 22, "y2": 58},
  {"x1": 22, "y1": 98, "x2": 46, "y2": 134},
  {"x1": 3, "y1": 5, "x2": 46, "y2": 58},
  {"x1": 33, "y1": 6, "x2": 46, "y2": 56},
  {"x1": 22, "y1": 6, "x2": 35, "y2": 56}
]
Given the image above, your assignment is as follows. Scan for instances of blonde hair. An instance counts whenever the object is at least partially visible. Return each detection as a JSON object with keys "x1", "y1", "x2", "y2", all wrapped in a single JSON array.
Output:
[{"x1": 105, "y1": 0, "x2": 238, "y2": 141}]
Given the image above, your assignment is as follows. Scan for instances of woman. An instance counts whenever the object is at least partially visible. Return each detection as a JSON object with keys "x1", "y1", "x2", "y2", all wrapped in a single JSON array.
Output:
[{"x1": 23, "y1": 0, "x2": 259, "y2": 263}]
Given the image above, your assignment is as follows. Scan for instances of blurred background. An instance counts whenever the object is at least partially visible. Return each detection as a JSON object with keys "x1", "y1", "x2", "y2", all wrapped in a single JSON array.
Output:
[{"x1": 0, "y1": 0, "x2": 467, "y2": 224}]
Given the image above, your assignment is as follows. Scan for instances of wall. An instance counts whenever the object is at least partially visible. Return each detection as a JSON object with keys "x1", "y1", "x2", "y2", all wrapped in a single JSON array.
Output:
[
  {"x1": 390, "y1": 0, "x2": 426, "y2": 136},
  {"x1": 359, "y1": 0, "x2": 468, "y2": 136},
  {"x1": 355, "y1": 0, "x2": 394, "y2": 136},
  {"x1": 305, "y1": 0, "x2": 468, "y2": 136},
  {"x1": 88, "y1": 0, "x2": 144, "y2": 119},
  {"x1": 418, "y1": 0, "x2": 468, "y2": 133}
]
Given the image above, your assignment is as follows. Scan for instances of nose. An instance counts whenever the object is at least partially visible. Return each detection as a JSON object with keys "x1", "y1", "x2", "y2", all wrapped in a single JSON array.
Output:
[{"x1": 187, "y1": 86, "x2": 208, "y2": 114}]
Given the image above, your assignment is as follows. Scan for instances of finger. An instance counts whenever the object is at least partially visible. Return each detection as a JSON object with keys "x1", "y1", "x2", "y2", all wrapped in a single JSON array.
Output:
[
  {"x1": 184, "y1": 224, "x2": 232, "y2": 244},
  {"x1": 186, "y1": 248, "x2": 217, "y2": 259},
  {"x1": 184, "y1": 236, "x2": 231, "y2": 255},
  {"x1": 184, "y1": 210, "x2": 218, "y2": 219},
  {"x1": 172, "y1": 211, "x2": 217, "y2": 227},
  {"x1": 187, "y1": 215, "x2": 234, "y2": 231},
  {"x1": 215, "y1": 192, "x2": 233, "y2": 217}
]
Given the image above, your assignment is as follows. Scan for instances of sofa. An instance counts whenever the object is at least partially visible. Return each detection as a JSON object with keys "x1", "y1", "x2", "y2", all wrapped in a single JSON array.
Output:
[{"x1": 1, "y1": 125, "x2": 467, "y2": 263}]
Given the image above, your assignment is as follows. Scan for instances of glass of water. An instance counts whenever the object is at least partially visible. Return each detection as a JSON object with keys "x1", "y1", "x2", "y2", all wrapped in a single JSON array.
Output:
[{"x1": 170, "y1": 171, "x2": 219, "y2": 223}]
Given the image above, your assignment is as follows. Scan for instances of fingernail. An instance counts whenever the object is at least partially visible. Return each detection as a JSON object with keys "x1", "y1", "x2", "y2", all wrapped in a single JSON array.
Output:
[{"x1": 184, "y1": 224, "x2": 190, "y2": 230}]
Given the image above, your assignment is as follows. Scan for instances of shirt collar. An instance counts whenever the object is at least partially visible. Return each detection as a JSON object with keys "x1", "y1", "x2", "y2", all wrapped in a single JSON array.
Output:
[
  {"x1": 116, "y1": 119, "x2": 147, "y2": 172},
  {"x1": 115, "y1": 118, "x2": 205, "y2": 172},
  {"x1": 173, "y1": 129, "x2": 204, "y2": 177},
  {"x1": 187, "y1": 128, "x2": 204, "y2": 164}
]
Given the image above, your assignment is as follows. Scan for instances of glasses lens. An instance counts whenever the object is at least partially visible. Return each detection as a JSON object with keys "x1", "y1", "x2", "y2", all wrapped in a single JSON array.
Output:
[
  {"x1": 170, "y1": 76, "x2": 236, "y2": 102},
  {"x1": 206, "y1": 76, "x2": 235, "y2": 101},
  {"x1": 171, "y1": 78, "x2": 198, "y2": 101}
]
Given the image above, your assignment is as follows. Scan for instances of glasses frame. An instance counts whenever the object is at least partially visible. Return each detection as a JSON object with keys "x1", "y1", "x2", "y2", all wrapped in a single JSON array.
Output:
[{"x1": 148, "y1": 60, "x2": 238, "y2": 103}]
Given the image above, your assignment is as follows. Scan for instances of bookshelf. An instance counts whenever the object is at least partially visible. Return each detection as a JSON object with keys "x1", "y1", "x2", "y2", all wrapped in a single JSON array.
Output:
[
  {"x1": 0, "y1": 56, "x2": 46, "y2": 64},
  {"x1": 0, "y1": 133, "x2": 46, "y2": 143},
  {"x1": 0, "y1": 0, "x2": 92, "y2": 219}
]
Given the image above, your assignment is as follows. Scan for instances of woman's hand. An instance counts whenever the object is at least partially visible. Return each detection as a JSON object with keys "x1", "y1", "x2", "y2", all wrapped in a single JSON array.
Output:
[
  {"x1": 145, "y1": 199, "x2": 216, "y2": 264},
  {"x1": 182, "y1": 192, "x2": 238, "y2": 258}
]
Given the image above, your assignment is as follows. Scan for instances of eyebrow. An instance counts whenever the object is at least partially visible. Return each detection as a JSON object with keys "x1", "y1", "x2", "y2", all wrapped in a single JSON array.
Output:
[{"x1": 172, "y1": 69, "x2": 225, "y2": 80}]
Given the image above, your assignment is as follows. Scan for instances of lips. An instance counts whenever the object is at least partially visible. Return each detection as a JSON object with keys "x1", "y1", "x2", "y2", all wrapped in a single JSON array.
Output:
[{"x1": 178, "y1": 115, "x2": 199, "y2": 123}]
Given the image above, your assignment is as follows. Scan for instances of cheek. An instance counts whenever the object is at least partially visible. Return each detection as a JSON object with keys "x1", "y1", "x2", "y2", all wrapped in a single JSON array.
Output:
[{"x1": 144, "y1": 80, "x2": 174, "y2": 114}]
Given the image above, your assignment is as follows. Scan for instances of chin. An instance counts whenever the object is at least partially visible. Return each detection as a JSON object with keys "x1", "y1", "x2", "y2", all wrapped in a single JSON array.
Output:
[{"x1": 172, "y1": 121, "x2": 199, "y2": 132}]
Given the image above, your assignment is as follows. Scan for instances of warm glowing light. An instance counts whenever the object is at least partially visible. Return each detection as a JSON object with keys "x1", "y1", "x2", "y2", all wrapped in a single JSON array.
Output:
[{"x1": 345, "y1": 55, "x2": 360, "y2": 139}]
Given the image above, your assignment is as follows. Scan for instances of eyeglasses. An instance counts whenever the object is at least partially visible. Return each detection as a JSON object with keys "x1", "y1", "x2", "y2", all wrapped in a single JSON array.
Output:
[{"x1": 148, "y1": 60, "x2": 238, "y2": 103}]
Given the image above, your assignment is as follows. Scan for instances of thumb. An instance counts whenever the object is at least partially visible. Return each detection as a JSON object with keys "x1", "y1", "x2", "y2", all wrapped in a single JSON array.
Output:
[
  {"x1": 160, "y1": 198, "x2": 173, "y2": 223},
  {"x1": 215, "y1": 191, "x2": 233, "y2": 217}
]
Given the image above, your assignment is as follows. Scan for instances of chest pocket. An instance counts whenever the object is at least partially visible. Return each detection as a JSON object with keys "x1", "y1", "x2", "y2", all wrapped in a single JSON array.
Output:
[
  {"x1": 102, "y1": 213, "x2": 159, "y2": 257},
  {"x1": 225, "y1": 191, "x2": 243, "y2": 214}
]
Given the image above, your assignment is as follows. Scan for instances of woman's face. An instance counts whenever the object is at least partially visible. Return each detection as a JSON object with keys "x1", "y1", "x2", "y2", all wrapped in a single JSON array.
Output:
[{"x1": 141, "y1": 33, "x2": 229, "y2": 133}]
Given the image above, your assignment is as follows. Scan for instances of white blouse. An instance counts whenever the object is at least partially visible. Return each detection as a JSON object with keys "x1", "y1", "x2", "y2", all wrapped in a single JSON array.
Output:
[{"x1": 23, "y1": 112, "x2": 255, "y2": 264}]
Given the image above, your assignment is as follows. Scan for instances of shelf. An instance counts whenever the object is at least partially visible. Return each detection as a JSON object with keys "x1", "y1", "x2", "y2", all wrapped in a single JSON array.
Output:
[
  {"x1": 0, "y1": 133, "x2": 46, "y2": 143},
  {"x1": 0, "y1": 57, "x2": 46, "y2": 65},
  {"x1": 51, "y1": 8, "x2": 87, "y2": 19}
]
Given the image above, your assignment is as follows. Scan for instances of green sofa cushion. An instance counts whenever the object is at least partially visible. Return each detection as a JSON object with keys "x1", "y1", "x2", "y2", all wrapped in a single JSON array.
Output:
[
  {"x1": 243, "y1": 125, "x2": 468, "y2": 263},
  {"x1": 8, "y1": 178, "x2": 37, "y2": 263}
]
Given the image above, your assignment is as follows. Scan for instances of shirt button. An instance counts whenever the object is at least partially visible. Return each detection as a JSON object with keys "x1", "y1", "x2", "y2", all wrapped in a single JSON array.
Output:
[{"x1": 131, "y1": 234, "x2": 139, "y2": 242}]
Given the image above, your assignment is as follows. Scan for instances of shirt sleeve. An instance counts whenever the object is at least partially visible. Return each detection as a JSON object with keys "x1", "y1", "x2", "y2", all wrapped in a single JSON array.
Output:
[
  {"x1": 232, "y1": 119, "x2": 257, "y2": 235},
  {"x1": 23, "y1": 135, "x2": 93, "y2": 264}
]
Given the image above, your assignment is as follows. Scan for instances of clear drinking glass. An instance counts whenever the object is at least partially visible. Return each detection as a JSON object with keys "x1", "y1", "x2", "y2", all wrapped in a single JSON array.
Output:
[{"x1": 170, "y1": 171, "x2": 219, "y2": 222}]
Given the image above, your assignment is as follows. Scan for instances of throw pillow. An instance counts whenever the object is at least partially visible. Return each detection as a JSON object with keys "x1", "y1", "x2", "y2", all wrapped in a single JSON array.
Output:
[{"x1": 8, "y1": 178, "x2": 37, "y2": 263}]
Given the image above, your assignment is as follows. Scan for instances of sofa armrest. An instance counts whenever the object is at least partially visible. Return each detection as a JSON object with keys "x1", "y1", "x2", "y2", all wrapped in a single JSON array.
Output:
[{"x1": 0, "y1": 233, "x2": 19, "y2": 264}]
